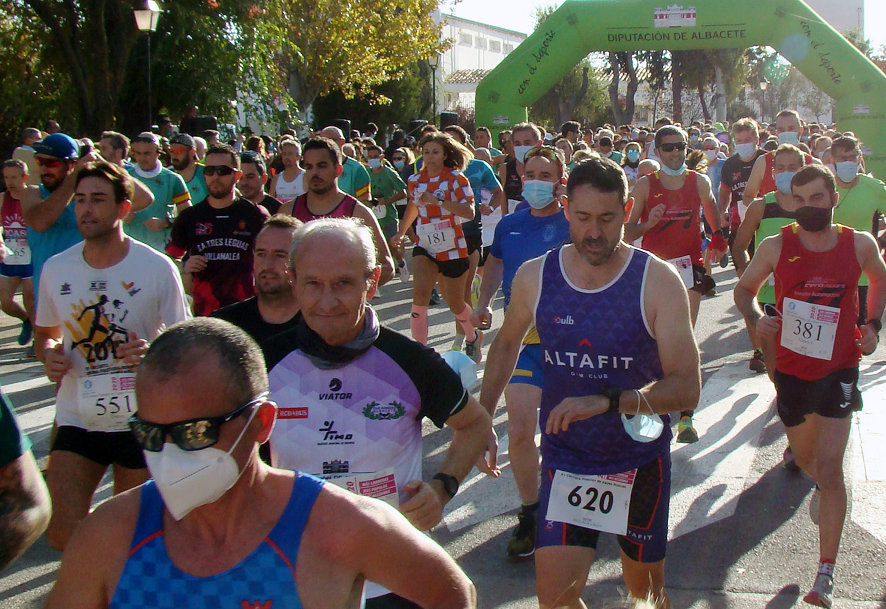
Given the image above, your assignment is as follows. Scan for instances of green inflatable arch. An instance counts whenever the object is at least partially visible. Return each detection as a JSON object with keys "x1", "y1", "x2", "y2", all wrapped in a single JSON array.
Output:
[{"x1": 475, "y1": 0, "x2": 886, "y2": 180}]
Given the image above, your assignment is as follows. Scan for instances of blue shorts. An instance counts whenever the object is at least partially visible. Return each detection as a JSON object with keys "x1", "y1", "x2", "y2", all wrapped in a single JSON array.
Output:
[
  {"x1": 0, "y1": 263, "x2": 32, "y2": 279},
  {"x1": 537, "y1": 455, "x2": 671, "y2": 563},
  {"x1": 509, "y1": 343, "x2": 543, "y2": 388}
]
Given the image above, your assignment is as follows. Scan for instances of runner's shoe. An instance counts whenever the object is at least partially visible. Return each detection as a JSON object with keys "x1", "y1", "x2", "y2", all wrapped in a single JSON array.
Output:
[
  {"x1": 781, "y1": 445, "x2": 801, "y2": 472},
  {"x1": 506, "y1": 511, "x2": 537, "y2": 558},
  {"x1": 429, "y1": 288, "x2": 441, "y2": 306},
  {"x1": 25, "y1": 346, "x2": 35, "y2": 358},
  {"x1": 464, "y1": 330, "x2": 484, "y2": 364},
  {"x1": 809, "y1": 484, "x2": 821, "y2": 525},
  {"x1": 18, "y1": 320, "x2": 32, "y2": 346},
  {"x1": 749, "y1": 350, "x2": 766, "y2": 374},
  {"x1": 471, "y1": 274, "x2": 481, "y2": 308},
  {"x1": 676, "y1": 415, "x2": 699, "y2": 443},
  {"x1": 398, "y1": 260, "x2": 410, "y2": 283},
  {"x1": 803, "y1": 572, "x2": 833, "y2": 608}
]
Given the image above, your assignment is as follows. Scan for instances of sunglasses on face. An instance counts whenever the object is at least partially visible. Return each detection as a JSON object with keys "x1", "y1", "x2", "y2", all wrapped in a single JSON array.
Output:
[
  {"x1": 525, "y1": 145, "x2": 564, "y2": 163},
  {"x1": 203, "y1": 165, "x2": 236, "y2": 177},
  {"x1": 129, "y1": 392, "x2": 268, "y2": 452},
  {"x1": 658, "y1": 142, "x2": 687, "y2": 152},
  {"x1": 36, "y1": 158, "x2": 64, "y2": 168}
]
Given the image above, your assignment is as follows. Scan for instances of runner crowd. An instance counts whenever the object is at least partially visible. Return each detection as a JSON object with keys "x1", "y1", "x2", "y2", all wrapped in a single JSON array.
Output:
[{"x1": 0, "y1": 107, "x2": 884, "y2": 609}]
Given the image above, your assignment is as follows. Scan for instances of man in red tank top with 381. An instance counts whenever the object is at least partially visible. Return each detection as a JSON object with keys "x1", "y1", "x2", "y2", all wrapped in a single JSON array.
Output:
[
  {"x1": 735, "y1": 165, "x2": 886, "y2": 608},
  {"x1": 626, "y1": 125, "x2": 727, "y2": 443}
]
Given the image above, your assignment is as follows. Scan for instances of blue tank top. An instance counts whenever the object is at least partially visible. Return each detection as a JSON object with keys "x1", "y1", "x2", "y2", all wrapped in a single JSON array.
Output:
[
  {"x1": 110, "y1": 475, "x2": 324, "y2": 609},
  {"x1": 536, "y1": 246, "x2": 670, "y2": 475}
]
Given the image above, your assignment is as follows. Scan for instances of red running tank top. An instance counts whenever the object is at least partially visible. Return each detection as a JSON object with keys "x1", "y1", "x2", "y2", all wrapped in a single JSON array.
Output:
[
  {"x1": 640, "y1": 170, "x2": 703, "y2": 266},
  {"x1": 291, "y1": 193, "x2": 358, "y2": 223},
  {"x1": 774, "y1": 224, "x2": 862, "y2": 380},
  {"x1": 760, "y1": 151, "x2": 816, "y2": 196}
]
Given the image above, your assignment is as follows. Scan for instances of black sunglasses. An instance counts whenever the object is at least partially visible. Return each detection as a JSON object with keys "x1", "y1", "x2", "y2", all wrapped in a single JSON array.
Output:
[
  {"x1": 129, "y1": 392, "x2": 268, "y2": 452},
  {"x1": 658, "y1": 142, "x2": 687, "y2": 152},
  {"x1": 203, "y1": 164, "x2": 236, "y2": 177}
]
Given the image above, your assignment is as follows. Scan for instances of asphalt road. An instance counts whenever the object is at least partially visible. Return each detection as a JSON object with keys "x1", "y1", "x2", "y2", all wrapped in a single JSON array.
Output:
[{"x1": 1, "y1": 260, "x2": 886, "y2": 608}]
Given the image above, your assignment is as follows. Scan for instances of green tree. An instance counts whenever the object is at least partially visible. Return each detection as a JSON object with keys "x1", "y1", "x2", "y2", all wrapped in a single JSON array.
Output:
[
  {"x1": 527, "y1": 6, "x2": 608, "y2": 128},
  {"x1": 6, "y1": 0, "x2": 284, "y2": 136},
  {"x1": 311, "y1": 62, "x2": 431, "y2": 134},
  {"x1": 269, "y1": 0, "x2": 446, "y2": 124}
]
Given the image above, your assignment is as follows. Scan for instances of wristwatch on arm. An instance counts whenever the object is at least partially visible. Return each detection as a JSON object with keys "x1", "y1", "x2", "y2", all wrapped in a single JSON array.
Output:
[
  {"x1": 431, "y1": 473, "x2": 459, "y2": 499},
  {"x1": 601, "y1": 385, "x2": 622, "y2": 414}
]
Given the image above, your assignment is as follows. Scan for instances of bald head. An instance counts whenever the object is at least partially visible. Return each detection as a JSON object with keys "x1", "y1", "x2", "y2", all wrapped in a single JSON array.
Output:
[
  {"x1": 320, "y1": 126, "x2": 345, "y2": 145},
  {"x1": 290, "y1": 217, "x2": 377, "y2": 278}
]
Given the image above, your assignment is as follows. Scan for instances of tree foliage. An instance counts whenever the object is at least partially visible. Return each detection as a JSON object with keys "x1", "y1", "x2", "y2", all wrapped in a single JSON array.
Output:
[
  {"x1": 528, "y1": 6, "x2": 609, "y2": 129},
  {"x1": 268, "y1": 0, "x2": 447, "y2": 123}
]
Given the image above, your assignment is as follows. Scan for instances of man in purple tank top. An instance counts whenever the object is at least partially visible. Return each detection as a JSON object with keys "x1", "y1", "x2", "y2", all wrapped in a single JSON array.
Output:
[
  {"x1": 481, "y1": 158, "x2": 701, "y2": 609},
  {"x1": 45, "y1": 318, "x2": 477, "y2": 609}
]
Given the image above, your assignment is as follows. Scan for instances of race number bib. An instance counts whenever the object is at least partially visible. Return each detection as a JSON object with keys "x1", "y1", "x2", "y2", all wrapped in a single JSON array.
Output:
[
  {"x1": 373, "y1": 203, "x2": 387, "y2": 220},
  {"x1": 328, "y1": 468, "x2": 399, "y2": 507},
  {"x1": 545, "y1": 469, "x2": 635, "y2": 536},
  {"x1": 668, "y1": 255, "x2": 693, "y2": 289},
  {"x1": 3, "y1": 227, "x2": 30, "y2": 265},
  {"x1": 417, "y1": 220, "x2": 456, "y2": 254},
  {"x1": 78, "y1": 373, "x2": 137, "y2": 432},
  {"x1": 780, "y1": 297, "x2": 840, "y2": 360}
]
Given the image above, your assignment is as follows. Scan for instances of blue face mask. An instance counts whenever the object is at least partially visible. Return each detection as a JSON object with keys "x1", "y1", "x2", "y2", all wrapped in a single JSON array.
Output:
[
  {"x1": 774, "y1": 171, "x2": 795, "y2": 195},
  {"x1": 514, "y1": 145, "x2": 534, "y2": 163},
  {"x1": 778, "y1": 131, "x2": 800, "y2": 146},
  {"x1": 626, "y1": 149, "x2": 640, "y2": 162},
  {"x1": 393, "y1": 160, "x2": 405, "y2": 170},
  {"x1": 522, "y1": 180, "x2": 556, "y2": 209},
  {"x1": 660, "y1": 162, "x2": 687, "y2": 177}
]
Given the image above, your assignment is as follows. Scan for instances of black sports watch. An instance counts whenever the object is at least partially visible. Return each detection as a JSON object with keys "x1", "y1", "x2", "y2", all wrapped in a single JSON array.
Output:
[
  {"x1": 601, "y1": 385, "x2": 622, "y2": 414},
  {"x1": 865, "y1": 318, "x2": 882, "y2": 335},
  {"x1": 432, "y1": 473, "x2": 459, "y2": 499}
]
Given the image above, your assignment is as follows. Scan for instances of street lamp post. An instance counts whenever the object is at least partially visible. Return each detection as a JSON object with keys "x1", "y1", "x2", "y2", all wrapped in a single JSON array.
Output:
[
  {"x1": 428, "y1": 54, "x2": 440, "y2": 124},
  {"x1": 759, "y1": 78, "x2": 769, "y2": 125},
  {"x1": 134, "y1": 1, "x2": 163, "y2": 131}
]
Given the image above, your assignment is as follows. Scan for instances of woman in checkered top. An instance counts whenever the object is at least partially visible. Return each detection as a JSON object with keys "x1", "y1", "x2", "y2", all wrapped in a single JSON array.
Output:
[{"x1": 391, "y1": 132, "x2": 485, "y2": 363}]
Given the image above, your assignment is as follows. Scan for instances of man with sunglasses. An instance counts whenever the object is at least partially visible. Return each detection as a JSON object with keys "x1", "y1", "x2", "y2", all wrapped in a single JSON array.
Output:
[
  {"x1": 127, "y1": 132, "x2": 192, "y2": 252},
  {"x1": 167, "y1": 133, "x2": 209, "y2": 205},
  {"x1": 625, "y1": 125, "x2": 727, "y2": 443},
  {"x1": 46, "y1": 317, "x2": 477, "y2": 609},
  {"x1": 33, "y1": 161, "x2": 189, "y2": 551},
  {"x1": 167, "y1": 144, "x2": 270, "y2": 316},
  {"x1": 472, "y1": 145, "x2": 570, "y2": 559},
  {"x1": 264, "y1": 218, "x2": 493, "y2": 609},
  {"x1": 238, "y1": 152, "x2": 282, "y2": 214}
]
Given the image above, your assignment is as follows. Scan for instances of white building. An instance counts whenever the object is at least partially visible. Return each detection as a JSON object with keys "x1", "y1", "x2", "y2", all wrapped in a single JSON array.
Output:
[{"x1": 433, "y1": 13, "x2": 527, "y2": 114}]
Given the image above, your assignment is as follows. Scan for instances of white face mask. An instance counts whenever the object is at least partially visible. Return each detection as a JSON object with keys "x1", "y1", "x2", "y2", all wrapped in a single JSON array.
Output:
[
  {"x1": 367, "y1": 158, "x2": 382, "y2": 170},
  {"x1": 144, "y1": 406, "x2": 259, "y2": 520},
  {"x1": 835, "y1": 161, "x2": 859, "y2": 183},
  {"x1": 513, "y1": 145, "x2": 534, "y2": 163},
  {"x1": 621, "y1": 391, "x2": 663, "y2": 443},
  {"x1": 735, "y1": 142, "x2": 757, "y2": 160},
  {"x1": 777, "y1": 131, "x2": 800, "y2": 146},
  {"x1": 704, "y1": 149, "x2": 718, "y2": 162}
]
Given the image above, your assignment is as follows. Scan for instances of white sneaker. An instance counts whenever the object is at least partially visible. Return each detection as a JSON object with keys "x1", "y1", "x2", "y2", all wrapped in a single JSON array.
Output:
[
  {"x1": 803, "y1": 572, "x2": 833, "y2": 608},
  {"x1": 809, "y1": 485, "x2": 821, "y2": 526},
  {"x1": 398, "y1": 260, "x2": 410, "y2": 282}
]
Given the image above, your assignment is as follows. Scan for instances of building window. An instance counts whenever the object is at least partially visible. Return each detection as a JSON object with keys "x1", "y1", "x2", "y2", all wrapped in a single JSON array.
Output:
[
  {"x1": 503, "y1": 43, "x2": 514, "y2": 54},
  {"x1": 489, "y1": 40, "x2": 502, "y2": 53},
  {"x1": 459, "y1": 33, "x2": 472, "y2": 46},
  {"x1": 475, "y1": 37, "x2": 487, "y2": 49}
]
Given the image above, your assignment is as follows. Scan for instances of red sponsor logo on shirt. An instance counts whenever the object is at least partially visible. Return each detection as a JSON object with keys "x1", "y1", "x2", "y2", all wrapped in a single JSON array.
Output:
[{"x1": 278, "y1": 407, "x2": 308, "y2": 419}]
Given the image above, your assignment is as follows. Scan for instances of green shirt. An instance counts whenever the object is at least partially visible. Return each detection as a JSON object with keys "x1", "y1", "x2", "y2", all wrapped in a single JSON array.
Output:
[
  {"x1": 184, "y1": 165, "x2": 208, "y2": 205},
  {"x1": 834, "y1": 174, "x2": 886, "y2": 286},
  {"x1": 339, "y1": 156, "x2": 371, "y2": 200},
  {"x1": 128, "y1": 167, "x2": 191, "y2": 252},
  {"x1": 369, "y1": 166, "x2": 407, "y2": 227},
  {"x1": 755, "y1": 192, "x2": 797, "y2": 304}
]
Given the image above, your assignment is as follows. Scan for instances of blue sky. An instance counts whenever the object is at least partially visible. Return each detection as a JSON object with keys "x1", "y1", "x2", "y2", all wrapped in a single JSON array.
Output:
[{"x1": 448, "y1": 0, "x2": 886, "y2": 52}]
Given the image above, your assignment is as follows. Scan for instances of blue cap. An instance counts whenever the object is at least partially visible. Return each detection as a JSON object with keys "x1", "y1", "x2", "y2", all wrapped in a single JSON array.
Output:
[{"x1": 32, "y1": 133, "x2": 79, "y2": 160}]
